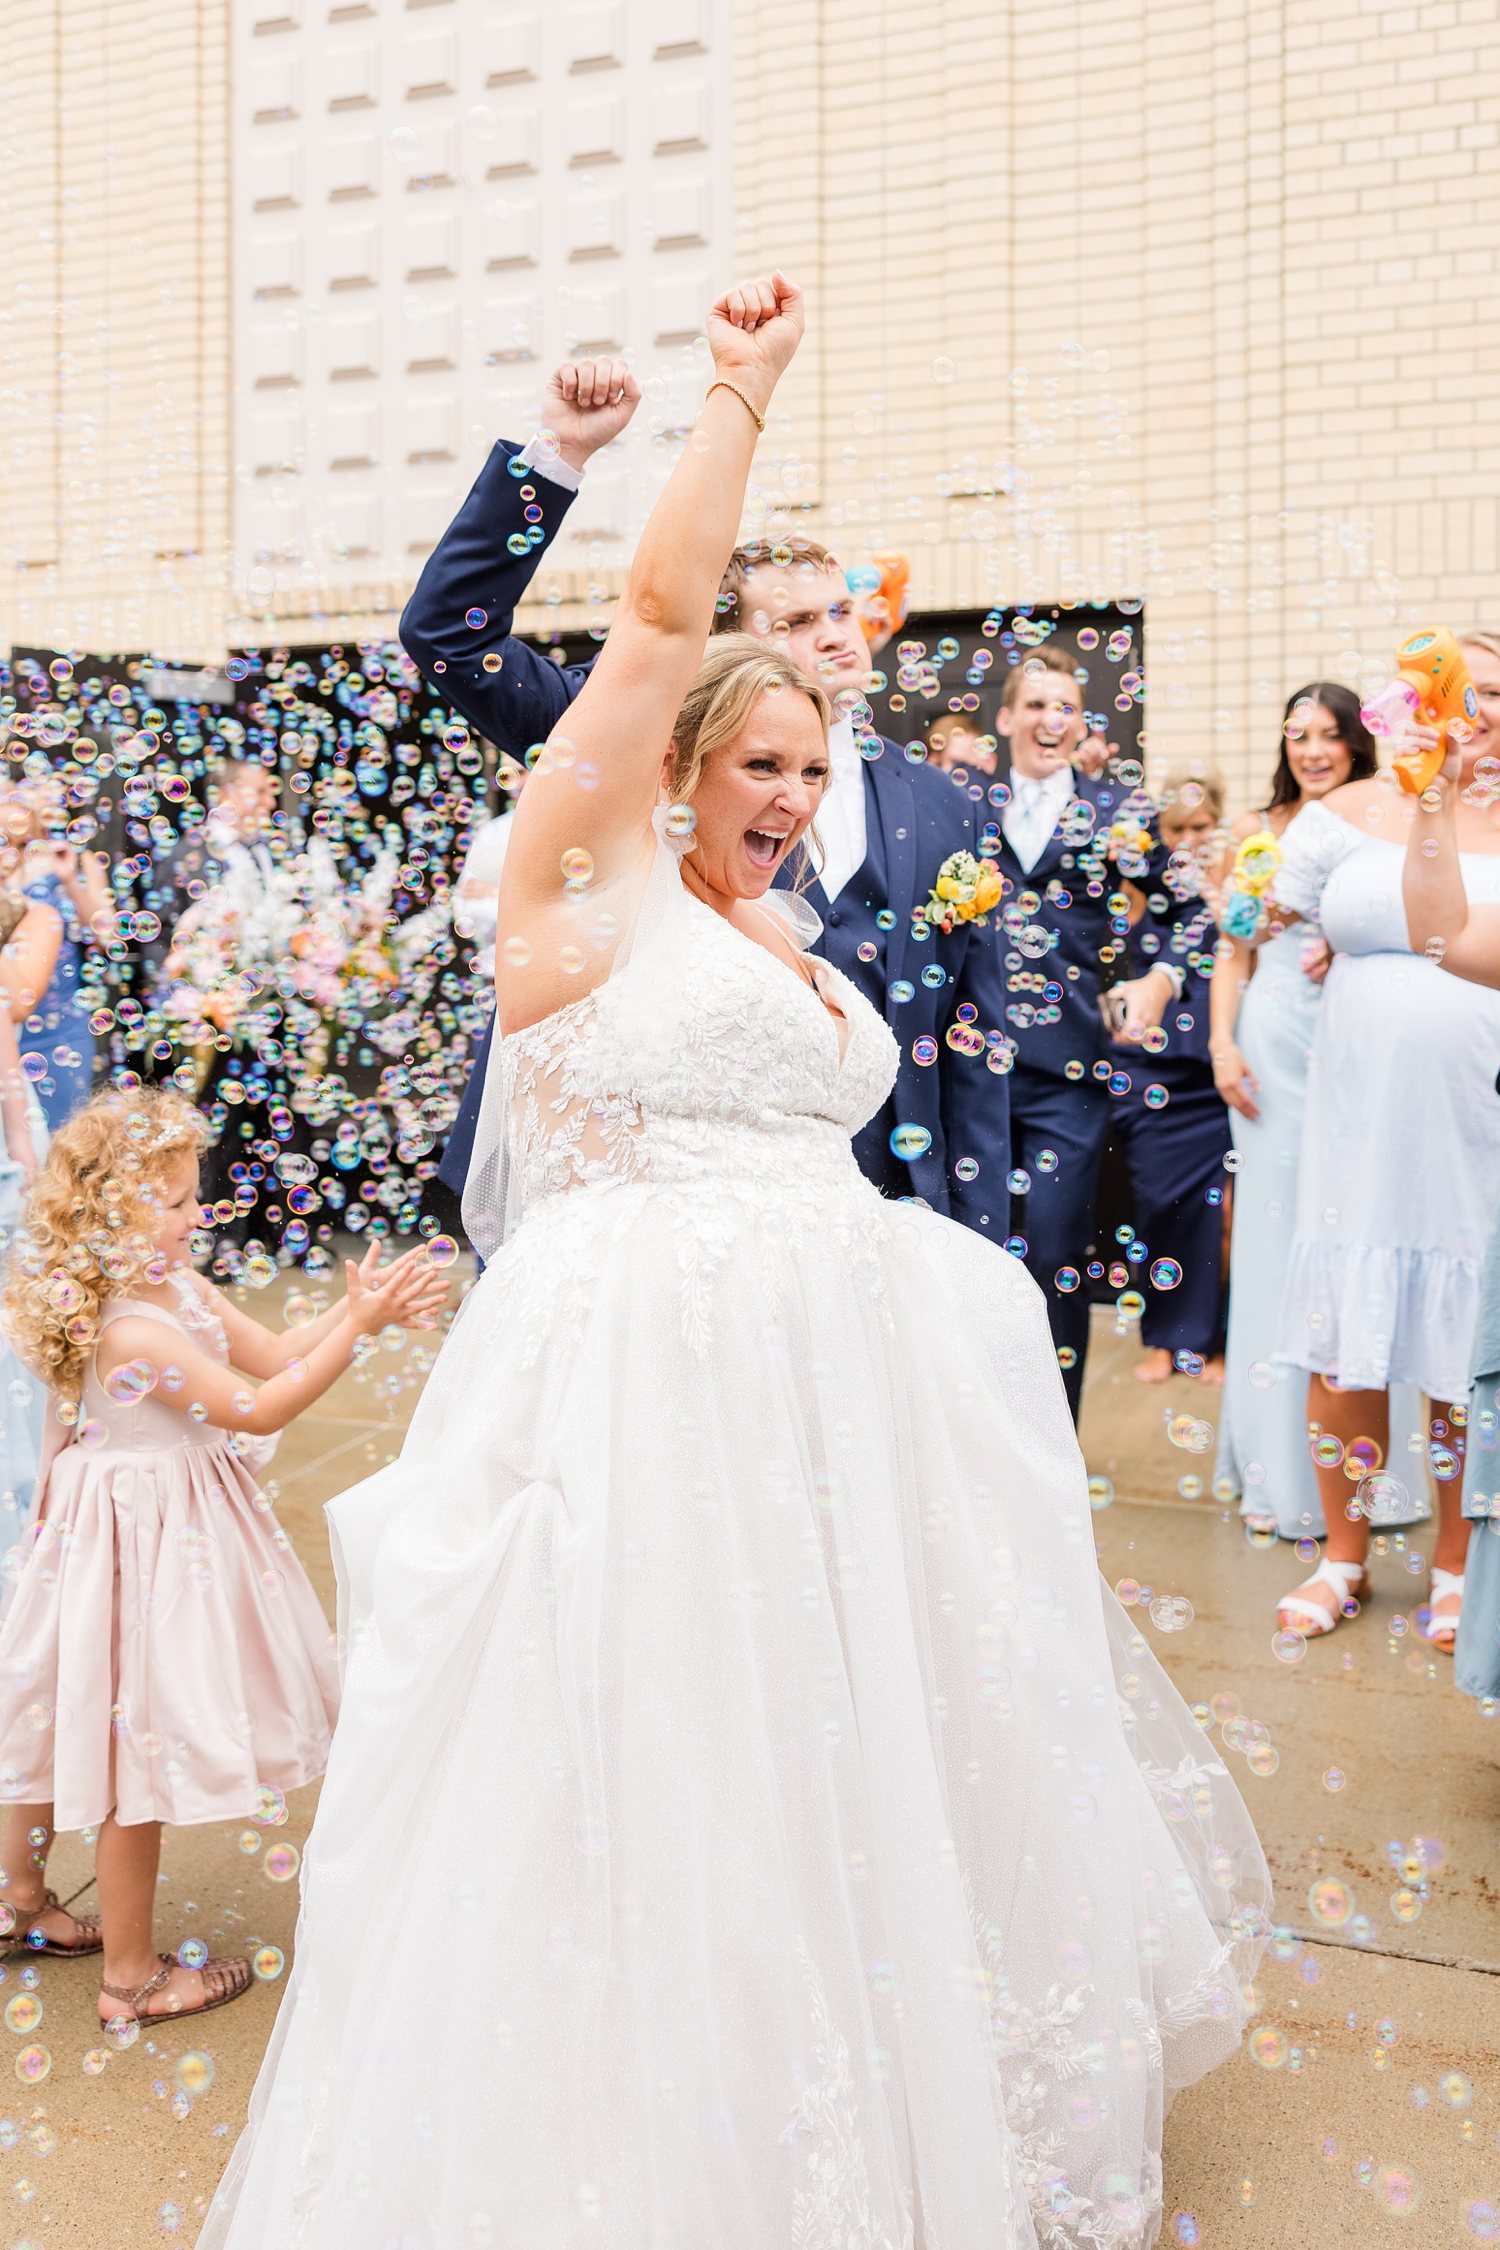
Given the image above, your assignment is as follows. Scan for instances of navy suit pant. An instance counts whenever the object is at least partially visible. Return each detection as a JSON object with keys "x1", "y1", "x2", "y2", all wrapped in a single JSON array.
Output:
[
  {"x1": 1110, "y1": 1074, "x2": 1230, "y2": 1358},
  {"x1": 1007, "y1": 1063, "x2": 1111, "y2": 1420}
]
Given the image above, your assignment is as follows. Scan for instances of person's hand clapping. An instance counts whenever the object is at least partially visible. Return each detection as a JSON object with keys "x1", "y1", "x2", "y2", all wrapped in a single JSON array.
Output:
[
  {"x1": 543, "y1": 358, "x2": 642, "y2": 474},
  {"x1": 706, "y1": 272, "x2": 804, "y2": 415},
  {"x1": 344, "y1": 1242, "x2": 452, "y2": 1336},
  {"x1": 1109, "y1": 969, "x2": 1171, "y2": 1044}
]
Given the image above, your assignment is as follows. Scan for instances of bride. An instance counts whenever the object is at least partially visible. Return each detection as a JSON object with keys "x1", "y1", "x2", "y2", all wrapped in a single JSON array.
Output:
[{"x1": 203, "y1": 274, "x2": 1267, "y2": 2250}]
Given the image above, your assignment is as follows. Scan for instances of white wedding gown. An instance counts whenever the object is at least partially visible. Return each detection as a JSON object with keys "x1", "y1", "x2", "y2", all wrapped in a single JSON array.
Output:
[{"x1": 203, "y1": 823, "x2": 1268, "y2": 2250}]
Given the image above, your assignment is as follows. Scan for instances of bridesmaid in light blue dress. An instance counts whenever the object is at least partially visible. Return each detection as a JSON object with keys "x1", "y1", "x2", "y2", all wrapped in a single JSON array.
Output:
[
  {"x1": 0, "y1": 984, "x2": 48, "y2": 1596},
  {"x1": 1211, "y1": 683, "x2": 1421, "y2": 1539}
]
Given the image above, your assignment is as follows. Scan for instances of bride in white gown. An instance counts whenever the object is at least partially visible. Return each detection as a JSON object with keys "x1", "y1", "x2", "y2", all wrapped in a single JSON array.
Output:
[{"x1": 203, "y1": 274, "x2": 1268, "y2": 2250}]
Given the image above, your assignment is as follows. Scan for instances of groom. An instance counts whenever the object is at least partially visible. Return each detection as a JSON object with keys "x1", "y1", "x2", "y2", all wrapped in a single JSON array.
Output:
[
  {"x1": 992, "y1": 652, "x2": 1173, "y2": 1412},
  {"x1": 401, "y1": 361, "x2": 1011, "y2": 1239}
]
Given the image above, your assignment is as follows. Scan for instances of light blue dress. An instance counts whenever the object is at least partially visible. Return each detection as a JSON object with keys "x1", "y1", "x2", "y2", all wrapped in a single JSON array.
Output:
[
  {"x1": 1457, "y1": 1192, "x2": 1500, "y2": 1701},
  {"x1": 19, "y1": 870, "x2": 95, "y2": 1130},
  {"x1": 0, "y1": 1094, "x2": 48, "y2": 1599},
  {"x1": 1217, "y1": 921, "x2": 1425, "y2": 1537}
]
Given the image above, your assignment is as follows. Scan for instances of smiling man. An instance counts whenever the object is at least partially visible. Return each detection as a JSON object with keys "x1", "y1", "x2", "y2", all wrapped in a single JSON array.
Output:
[
  {"x1": 992, "y1": 653, "x2": 1174, "y2": 1412},
  {"x1": 400, "y1": 366, "x2": 1011, "y2": 1240}
]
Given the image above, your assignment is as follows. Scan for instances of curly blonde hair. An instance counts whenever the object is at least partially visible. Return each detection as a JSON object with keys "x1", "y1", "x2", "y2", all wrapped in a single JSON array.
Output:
[{"x1": 3, "y1": 1087, "x2": 207, "y2": 1400}]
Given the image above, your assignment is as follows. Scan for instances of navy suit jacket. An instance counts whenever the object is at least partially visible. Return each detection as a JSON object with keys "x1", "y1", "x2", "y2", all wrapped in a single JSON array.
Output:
[
  {"x1": 992, "y1": 773, "x2": 1168, "y2": 1082},
  {"x1": 404, "y1": 443, "x2": 1011, "y2": 1229}
]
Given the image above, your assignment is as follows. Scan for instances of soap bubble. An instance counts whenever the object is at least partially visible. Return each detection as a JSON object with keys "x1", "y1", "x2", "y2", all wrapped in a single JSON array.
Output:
[
  {"x1": 1248, "y1": 2026, "x2": 1286, "y2": 2068},
  {"x1": 501, "y1": 935, "x2": 533, "y2": 967},
  {"x1": 389, "y1": 125, "x2": 420, "y2": 162},
  {"x1": 932, "y1": 356, "x2": 956, "y2": 384},
  {"x1": 170, "y1": 2051, "x2": 213, "y2": 2100},
  {"x1": 1307, "y1": 1878, "x2": 1353, "y2": 1926},
  {"x1": 252, "y1": 1945, "x2": 285, "y2": 1981},
  {"x1": 1148, "y1": 1258, "x2": 1182, "y2": 1290},
  {"x1": 13, "y1": 2046, "x2": 48, "y2": 2083},
  {"x1": 664, "y1": 805, "x2": 697, "y2": 836},
  {"x1": 103, "y1": 1358, "x2": 158, "y2": 1406},
  {"x1": 890, "y1": 1124, "x2": 932, "y2": 1160},
  {"x1": 1272, "y1": 1628, "x2": 1306, "y2": 1664},
  {"x1": 264, "y1": 1842, "x2": 300, "y2": 1883},
  {"x1": 1087, "y1": 1475, "x2": 1114, "y2": 1511},
  {"x1": 560, "y1": 847, "x2": 594, "y2": 884},
  {"x1": 1149, "y1": 1594, "x2": 1193, "y2": 1632},
  {"x1": 1377, "y1": 2168, "x2": 1420, "y2": 2214},
  {"x1": 425, "y1": 1235, "x2": 459, "y2": 1268},
  {"x1": 177, "y1": 1939, "x2": 208, "y2": 1970}
]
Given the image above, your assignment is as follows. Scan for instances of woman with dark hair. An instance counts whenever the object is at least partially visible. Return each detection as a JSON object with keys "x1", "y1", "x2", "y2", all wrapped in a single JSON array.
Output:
[
  {"x1": 1210, "y1": 684, "x2": 1416, "y2": 1543},
  {"x1": 1263, "y1": 631, "x2": 1500, "y2": 1647}
]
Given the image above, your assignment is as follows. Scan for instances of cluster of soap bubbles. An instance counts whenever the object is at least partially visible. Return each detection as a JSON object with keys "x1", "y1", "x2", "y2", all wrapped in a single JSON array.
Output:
[{"x1": 0, "y1": 643, "x2": 502, "y2": 1285}]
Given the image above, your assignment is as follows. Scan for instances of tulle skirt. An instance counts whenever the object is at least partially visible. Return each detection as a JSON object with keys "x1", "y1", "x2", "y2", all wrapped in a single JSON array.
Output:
[
  {"x1": 0, "y1": 1435, "x2": 339, "y2": 1830},
  {"x1": 203, "y1": 1172, "x2": 1268, "y2": 2250}
]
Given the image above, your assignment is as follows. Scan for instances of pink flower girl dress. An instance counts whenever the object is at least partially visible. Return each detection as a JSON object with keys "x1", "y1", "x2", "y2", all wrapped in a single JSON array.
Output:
[{"x1": 0, "y1": 1271, "x2": 339, "y2": 1834}]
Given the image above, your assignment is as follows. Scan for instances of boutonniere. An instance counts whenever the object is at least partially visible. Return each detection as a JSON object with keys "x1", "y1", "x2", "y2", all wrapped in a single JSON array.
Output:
[{"x1": 918, "y1": 850, "x2": 1003, "y2": 934}]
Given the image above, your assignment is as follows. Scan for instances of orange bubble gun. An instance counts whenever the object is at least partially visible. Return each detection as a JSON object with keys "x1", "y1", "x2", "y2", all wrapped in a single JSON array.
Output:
[{"x1": 1362, "y1": 628, "x2": 1479, "y2": 795}]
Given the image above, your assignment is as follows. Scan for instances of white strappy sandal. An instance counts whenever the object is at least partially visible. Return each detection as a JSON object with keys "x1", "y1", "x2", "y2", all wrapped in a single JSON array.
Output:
[
  {"x1": 1421, "y1": 1567, "x2": 1464, "y2": 1652},
  {"x1": 1276, "y1": 1556, "x2": 1370, "y2": 1637}
]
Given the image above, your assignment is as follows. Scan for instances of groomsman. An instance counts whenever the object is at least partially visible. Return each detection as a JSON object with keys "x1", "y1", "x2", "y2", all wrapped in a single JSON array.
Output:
[
  {"x1": 992, "y1": 655, "x2": 1173, "y2": 1413},
  {"x1": 401, "y1": 360, "x2": 1012, "y2": 1240}
]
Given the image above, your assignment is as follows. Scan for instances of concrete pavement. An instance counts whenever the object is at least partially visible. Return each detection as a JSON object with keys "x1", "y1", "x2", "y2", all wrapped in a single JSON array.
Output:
[{"x1": 5, "y1": 1292, "x2": 1496, "y2": 2244}]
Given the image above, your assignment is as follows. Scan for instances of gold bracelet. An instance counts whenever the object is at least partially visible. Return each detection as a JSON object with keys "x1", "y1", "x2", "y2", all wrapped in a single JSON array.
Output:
[{"x1": 705, "y1": 378, "x2": 766, "y2": 433}]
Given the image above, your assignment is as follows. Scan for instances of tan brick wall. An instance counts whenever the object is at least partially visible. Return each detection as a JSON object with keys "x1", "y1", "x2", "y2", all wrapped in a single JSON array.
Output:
[
  {"x1": 7, "y1": 0, "x2": 1497, "y2": 813},
  {"x1": 730, "y1": 0, "x2": 1500, "y2": 810},
  {"x1": 0, "y1": 0, "x2": 230, "y2": 662}
]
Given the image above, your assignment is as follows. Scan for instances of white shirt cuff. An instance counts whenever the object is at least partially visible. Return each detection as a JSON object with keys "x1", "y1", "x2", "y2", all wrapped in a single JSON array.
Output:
[{"x1": 515, "y1": 434, "x2": 584, "y2": 493}]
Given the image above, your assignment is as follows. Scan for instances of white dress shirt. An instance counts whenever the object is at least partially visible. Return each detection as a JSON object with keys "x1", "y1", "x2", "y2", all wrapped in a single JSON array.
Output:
[
  {"x1": 1000, "y1": 763, "x2": 1075, "y2": 875},
  {"x1": 454, "y1": 810, "x2": 515, "y2": 979},
  {"x1": 811, "y1": 719, "x2": 868, "y2": 904},
  {"x1": 206, "y1": 816, "x2": 275, "y2": 887},
  {"x1": 516, "y1": 433, "x2": 584, "y2": 493}
]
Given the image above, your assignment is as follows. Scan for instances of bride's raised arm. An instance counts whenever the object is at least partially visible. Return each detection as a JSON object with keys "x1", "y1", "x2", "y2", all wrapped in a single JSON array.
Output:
[
  {"x1": 494, "y1": 270, "x2": 804, "y2": 1033},
  {"x1": 1403, "y1": 752, "x2": 1500, "y2": 986}
]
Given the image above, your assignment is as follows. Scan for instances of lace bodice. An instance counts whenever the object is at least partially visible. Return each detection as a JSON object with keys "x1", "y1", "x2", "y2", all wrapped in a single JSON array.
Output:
[{"x1": 503, "y1": 889, "x2": 899, "y2": 1213}]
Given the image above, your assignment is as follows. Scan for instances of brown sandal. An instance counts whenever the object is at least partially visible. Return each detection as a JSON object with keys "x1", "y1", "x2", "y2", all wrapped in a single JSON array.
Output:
[
  {"x1": 2, "y1": 1888, "x2": 103, "y2": 1958},
  {"x1": 101, "y1": 1951, "x2": 253, "y2": 2023}
]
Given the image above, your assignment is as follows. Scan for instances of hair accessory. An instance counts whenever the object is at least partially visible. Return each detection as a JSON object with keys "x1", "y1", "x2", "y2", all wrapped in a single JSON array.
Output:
[{"x1": 705, "y1": 379, "x2": 766, "y2": 434}]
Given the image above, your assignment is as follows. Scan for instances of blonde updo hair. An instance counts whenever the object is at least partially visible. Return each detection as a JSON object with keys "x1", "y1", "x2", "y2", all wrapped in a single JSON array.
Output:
[
  {"x1": 3, "y1": 1086, "x2": 207, "y2": 1401},
  {"x1": 665, "y1": 633, "x2": 831, "y2": 805}
]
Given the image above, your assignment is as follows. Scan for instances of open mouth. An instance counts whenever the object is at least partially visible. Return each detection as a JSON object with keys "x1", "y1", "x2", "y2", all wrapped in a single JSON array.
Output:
[{"x1": 743, "y1": 827, "x2": 787, "y2": 870}]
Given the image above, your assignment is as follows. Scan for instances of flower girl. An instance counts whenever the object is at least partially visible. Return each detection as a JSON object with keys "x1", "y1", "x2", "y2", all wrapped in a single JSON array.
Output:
[{"x1": 0, "y1": 1085, "x2": 446, "y2": 2025}]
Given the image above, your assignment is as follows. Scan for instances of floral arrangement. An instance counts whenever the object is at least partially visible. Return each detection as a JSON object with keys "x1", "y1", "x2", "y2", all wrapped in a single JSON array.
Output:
[
  {"x1": 1103, "y1": 809, "x2": 1154, "y2": 879},
  {"x1": 918, "y1": 850, "x2": 1004, "y2": 933},
  {"x1": 1218, "y1": 828, "x2": 1281, "y2": 940},
  {"x1": 160, "y1": 839, "x2": 451, "y2": 1074}
]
